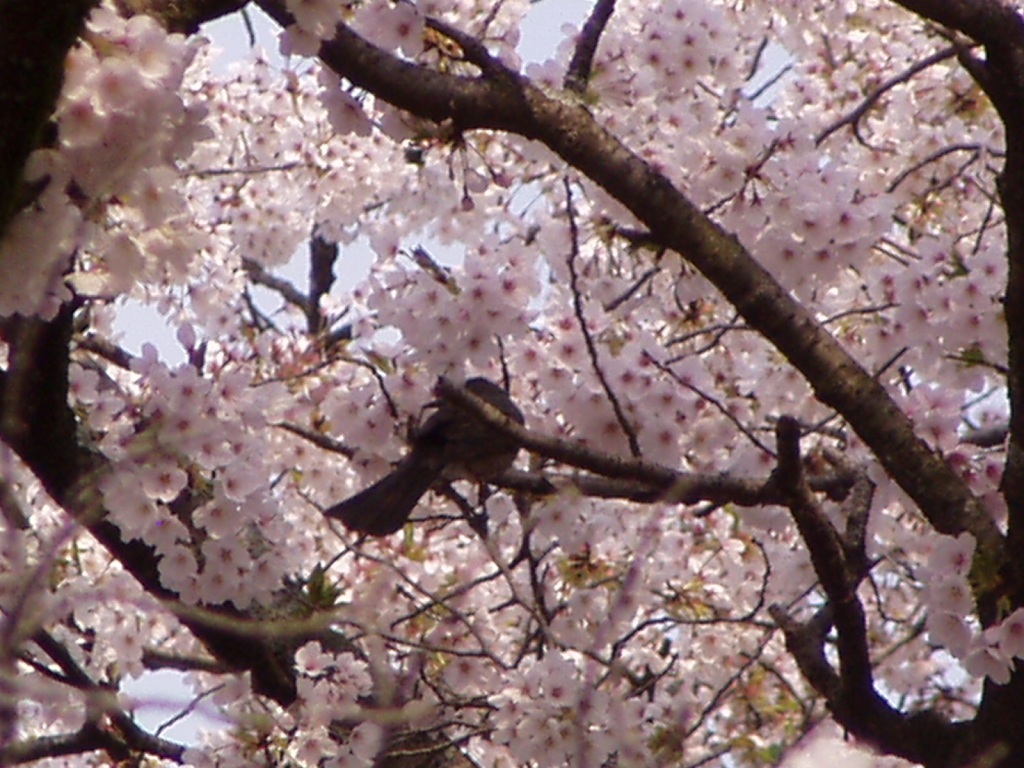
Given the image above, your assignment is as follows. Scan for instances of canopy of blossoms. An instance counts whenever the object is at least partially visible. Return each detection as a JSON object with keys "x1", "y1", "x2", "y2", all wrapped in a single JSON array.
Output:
[{"x1": 1, "y1": 1, "x2": 1021, "y2": 767}]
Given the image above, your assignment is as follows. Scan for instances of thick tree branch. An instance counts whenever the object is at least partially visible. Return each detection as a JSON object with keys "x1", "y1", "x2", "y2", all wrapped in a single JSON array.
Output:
[
  {"x1": 0, "y1": 716, "x2": 185, "y2": 766},
  {"x1": 0, "y1": 726, "x2": 125, "y2": 765},
  {"x1": 40, "y1": 0, "x2": 1005, "y2": 572},
  {"x1": 774, "y1": 419, "x2": 852, "y2": 602},
  {"x1": 242, "y1": 257, "x2": 316, "y2": 318},
  {"x1": 771, "y1": 418, "x2": 986, "y2": 765},
  {"x1": 0, "y1": 310, "x2": 300, "y2": 706},
  {"x1": 0, "y1": 0, "x2": 97, "y2": 235},
  {"x1": 771, "y1": 600, "x2": 969, "y2": 767},
  {"x1": 0, "y1": 630, "x2": 189, "y2": 765},
  {"x1": 769, "y1": 605, "x2": 839, "y2": 701},
  {"x1": 774, "y1": 420, "x2": 879, "y2": 729},
  {"x1": 495, "y1": 466, "x2": 856, "y2": 507},
  {"x1": 6, "y1": 2, "x2": 1019, "y2": 762}
]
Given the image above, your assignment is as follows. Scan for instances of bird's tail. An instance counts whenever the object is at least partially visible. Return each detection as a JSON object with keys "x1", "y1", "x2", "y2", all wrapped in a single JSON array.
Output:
[{"x1": 324, "y1": 451, "x2": 444, "y2": 536}]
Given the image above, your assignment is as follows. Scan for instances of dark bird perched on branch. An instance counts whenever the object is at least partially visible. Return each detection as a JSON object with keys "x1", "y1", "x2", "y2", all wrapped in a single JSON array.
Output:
[{"x1": 324, "y1": 378, "x2": 523, "y2": 536}]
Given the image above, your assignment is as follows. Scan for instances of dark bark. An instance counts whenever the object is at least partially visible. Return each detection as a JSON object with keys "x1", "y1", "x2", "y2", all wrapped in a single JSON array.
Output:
[{"x1": 0, "y1": 0, "x2": 98, "y2": 234}]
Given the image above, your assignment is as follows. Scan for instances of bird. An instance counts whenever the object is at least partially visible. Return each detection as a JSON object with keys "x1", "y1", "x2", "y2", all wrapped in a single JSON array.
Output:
[{"x1": 324, "y1": 378, "x2": 524, "y2": 536}]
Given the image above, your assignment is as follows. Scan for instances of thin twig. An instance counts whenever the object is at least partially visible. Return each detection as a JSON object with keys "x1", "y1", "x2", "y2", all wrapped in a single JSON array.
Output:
[
  {"x1": 886, "y1": 143, "x2": 982, "y2": 193},
  {"x1": 562, "y1": 177, "x2": 641, "y2": 456},
  {"x1": 816, "y1": 46, "x2": 958, "y2": 145}
]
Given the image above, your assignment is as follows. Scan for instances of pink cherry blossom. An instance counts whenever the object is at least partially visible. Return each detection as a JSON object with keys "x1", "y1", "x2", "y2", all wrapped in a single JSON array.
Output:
[{"x1": 4, "y1": 1, "x2": 1024, "y2": 765}]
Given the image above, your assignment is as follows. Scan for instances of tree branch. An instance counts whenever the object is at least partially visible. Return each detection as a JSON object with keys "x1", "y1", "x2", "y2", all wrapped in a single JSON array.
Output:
[
  {"x1": 5, "y1": 630, "x2": 189, "y2": 765},
  {"x1": 816, "y1": 46, "x2": 958, "y2": 145},
  {"x1": 564, "y1": 0, "x2": 616, "y2": 93},
  {"x1": 0, "y1": 310, "x2": 301, "y2": 706},
  {"x1": 307, "y1": 231, "x2": 338, "y2": 334},
  {"x1": 0, "y1": 0, "x2": 97, "y2": 235},
  {"x1": 889, "y1": 1, "x2": 1024, "y2": 635},
  {"x1": 434, "y1": 378, "x2": 856, "y2": 506},
  {"x1": 770, "y1": 417, "x2": 978, "y2": 764},
  {"x1": 892, "y1": 0, "x2": 1024, "y2": 52}
]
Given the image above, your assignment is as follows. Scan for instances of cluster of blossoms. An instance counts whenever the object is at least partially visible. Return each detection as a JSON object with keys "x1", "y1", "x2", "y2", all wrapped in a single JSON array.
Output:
[
  {"x1": 1, "y1": 0, "x2": 1019, "y2": 766},
  {"x1": 70, "y1": 347, "x2": 315, "y2": 609},
  {"x1": 0, "y1": 7, "x2": 208, "y2": 317},
  {"x1": 922, "y1": 533, "x2": 1024, "y2": 686}
]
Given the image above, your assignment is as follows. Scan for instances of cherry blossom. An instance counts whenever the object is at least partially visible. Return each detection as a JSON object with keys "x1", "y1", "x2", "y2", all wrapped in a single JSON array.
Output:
[{"x1": 3, "y1": 0, "x2": 1024, "y2": 767}]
